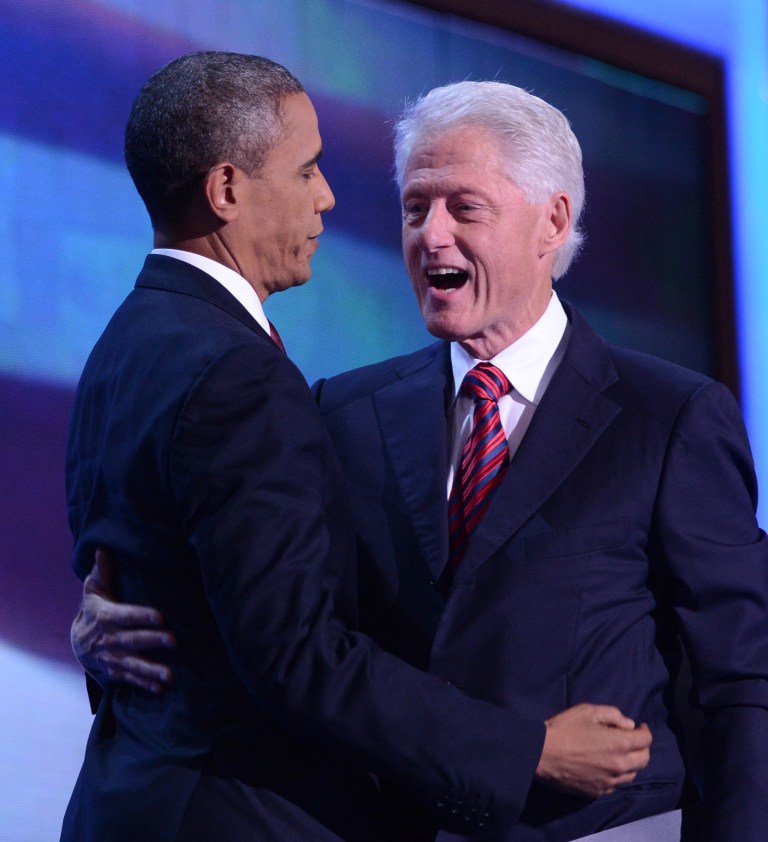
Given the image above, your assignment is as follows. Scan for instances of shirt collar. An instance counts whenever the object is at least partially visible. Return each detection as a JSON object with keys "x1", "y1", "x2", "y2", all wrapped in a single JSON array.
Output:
[
  {"x1": 152, "y1": 248, "x2": 270, "y2": 335},
  {"x1": 450, "y1": 292, "x2": 568, "y2": 404}
]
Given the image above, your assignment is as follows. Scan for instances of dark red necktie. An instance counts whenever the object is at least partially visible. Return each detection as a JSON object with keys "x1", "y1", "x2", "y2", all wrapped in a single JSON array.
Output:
[
  {"x1": 448, "y1": 362, "x2": 511, "y2": 568},
  {"x1": 268, "y1": 320, "x2": 286, "y2": 354}
]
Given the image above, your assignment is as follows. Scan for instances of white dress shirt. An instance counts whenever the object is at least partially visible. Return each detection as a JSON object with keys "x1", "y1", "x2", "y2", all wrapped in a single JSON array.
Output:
[
  {"x1": 152, "y1": 248, "x2": 271, "y2": 335},
  {"x1": 447, "y1": 292, "x2": 570, "y2": 496}
]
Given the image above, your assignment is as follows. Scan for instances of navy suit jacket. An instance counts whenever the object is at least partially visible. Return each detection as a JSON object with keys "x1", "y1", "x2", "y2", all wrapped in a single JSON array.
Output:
[
  {"x1": 61, "y1": 255, "x2": 551, "y2": 842},
  {"x1": 314, "y1": 303, "x2": 768, "y2": 841}
]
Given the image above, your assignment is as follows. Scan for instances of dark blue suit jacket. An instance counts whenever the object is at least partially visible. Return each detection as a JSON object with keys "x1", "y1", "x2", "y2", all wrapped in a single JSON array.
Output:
[
  {"x1": 314, "y1": 303, "x2": 768, "y2": 841},
  {"x1": 61, "y1": 255, "x2": 550, "y2": 842}
]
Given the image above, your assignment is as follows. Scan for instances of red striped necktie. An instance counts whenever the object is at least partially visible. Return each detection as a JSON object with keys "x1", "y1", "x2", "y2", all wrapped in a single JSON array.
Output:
[
  {"x1": 268, "y1": 320, "x2": 286, "y2": 354},
  {"x1": 448, "y1": 362, "x2": 512, "y2": 568}
]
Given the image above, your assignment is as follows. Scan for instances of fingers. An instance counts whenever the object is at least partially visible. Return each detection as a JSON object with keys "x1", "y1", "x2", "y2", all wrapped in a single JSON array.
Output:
[
  {"x1": 100, "y1": 626, "x2": 176, "y2": 652},
  {"x1": 83, "y1": 613, "x2": 176, "y2": 691},
  {"x1": 105, "y1": 654, "x2": 174, "y2": 695},
  {"x1": 590, "y1": 772, "x2": 637, "y2": 797},
  {"x1": 72, "y1": 549, "x2": 176, "y2": 694},
  {"x1": 81, "y1": 582, "x2": 172, "y2": 642},
  {"x1": 82, "y1": 631, "x2": 175, "y2": 695},
  {"x1": 580, "y1": 703, "x2": 636, "y2": 731},
  {"x1": 592, "y1": 723, "x2": 651, "y2": 796},
  {"x1": 608, "y1": 723, "x2": 651, "y2": 766},
  {"x1": 593, "y1": 737, "x2": 651, "y2": 794},
  {"x1": 632, "y1": 722, "x2": 653, "y2": 748},
  {"x1": 536, "y1": 703, "x2": 654, "y2": 799},
  {"x1": 545, "y1": 703, "x2": 633, "y2": 730},
  {"x1": 100, "y1": 602, "x2": 169, "y2": 633},
  {"x1": 624, "y1": 724, "x2": 652, "y2": 772}
]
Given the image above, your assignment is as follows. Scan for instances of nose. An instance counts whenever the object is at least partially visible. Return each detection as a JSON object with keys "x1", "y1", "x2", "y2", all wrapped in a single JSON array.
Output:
[
  {"x1": 314, "y1": 167, "x2": 335, "y2": 213},
  {"x1": 419, "y1": 202, "x2": 454, "y2": 252}
]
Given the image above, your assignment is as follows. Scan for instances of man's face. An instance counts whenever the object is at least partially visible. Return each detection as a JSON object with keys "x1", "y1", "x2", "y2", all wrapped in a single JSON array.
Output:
[
  {"x1": 234, "y1": 92, "x2": 335, "y2": 300},
  {"x1": 401, "y1": 126, "x2": 568, "y2": 359}
]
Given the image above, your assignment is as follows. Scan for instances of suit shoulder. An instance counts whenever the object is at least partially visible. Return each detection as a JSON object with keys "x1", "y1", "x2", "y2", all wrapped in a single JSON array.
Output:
[
  {"x1": 79, "y1": 285, "x2": 293, "y2": 416},
  {"x1": 565, "y1": 301, "x2": 721, "y2": 404},
  {"x1": 602, "y1": 342, "x2": 740, "y2": 420},
  {"x1": 313, "y1": 342, "x2": 444, "y2": 411},
  {"x1": 99, "y1": 285, "x2": 272, "y2": 361},
  {"x1": 609, "y1": 343, "x2": 714, "y2": 392}
]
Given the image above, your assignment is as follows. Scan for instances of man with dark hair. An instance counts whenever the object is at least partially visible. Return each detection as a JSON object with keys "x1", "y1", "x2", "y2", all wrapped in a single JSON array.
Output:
[
  {"x1": 124, "y1": 53, "x2": 304, "y2": 228},
  {"x1": 62, "y1": 55, "x2": 649, "y2": 842}
]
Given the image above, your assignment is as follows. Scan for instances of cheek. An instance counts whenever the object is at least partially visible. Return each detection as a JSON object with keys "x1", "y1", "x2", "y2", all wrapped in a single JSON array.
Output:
[
  {"x1": 402, "y1": 233, "x2": 416, "y2": 262},
  {"x1": 407, "y1": 268, "x2": 423, "y2": 301},
  {"x1": 403, "y1": 241, "x2": 421, "y2": 275},
  {"x1": 474, "y1": 242, "x2": 511, "y2": 293}
]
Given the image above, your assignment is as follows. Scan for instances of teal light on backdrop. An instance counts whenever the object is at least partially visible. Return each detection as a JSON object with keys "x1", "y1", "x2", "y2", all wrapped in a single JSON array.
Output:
[{"x1": 0, "y1": 0, "x2": 721, "y2": 388}]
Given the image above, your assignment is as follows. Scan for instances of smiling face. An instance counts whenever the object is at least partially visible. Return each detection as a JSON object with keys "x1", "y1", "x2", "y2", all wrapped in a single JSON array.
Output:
[
  {"x1": 401, "y1": 125, "x2": 570, "y2": 359},
  {"x1": 222, "y1": 92, "x2": 335, "y2": 300}
]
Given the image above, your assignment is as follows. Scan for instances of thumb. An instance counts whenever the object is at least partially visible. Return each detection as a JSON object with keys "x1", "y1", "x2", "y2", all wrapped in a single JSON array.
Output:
[
  {"x1": 85, "y1": 548, "x2": 117, "y2": 597},
  {"x1": 593, "y1": 705, "x2": 636, "y2": 731}
]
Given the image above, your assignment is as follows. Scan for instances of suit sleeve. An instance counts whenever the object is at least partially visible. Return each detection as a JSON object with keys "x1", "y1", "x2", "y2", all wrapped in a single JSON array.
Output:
[
  {"x1": 654, "y1": 380, "x2": 768, "y2": 840},
  {"x1": 169, "y1": 343, "x2": 545, "y2": 832}
]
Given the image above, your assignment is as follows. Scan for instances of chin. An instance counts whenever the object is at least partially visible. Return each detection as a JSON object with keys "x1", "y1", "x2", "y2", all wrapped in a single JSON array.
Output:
[
  {"x1": 423, "y1": 319, "x2": 462, "y2": 343},
  {"x1": 288, "y1": 265, "x2": 313, "y2": 288},
  {"x1": 420, "y1": 310, "x2": 464, "y2": 341}
]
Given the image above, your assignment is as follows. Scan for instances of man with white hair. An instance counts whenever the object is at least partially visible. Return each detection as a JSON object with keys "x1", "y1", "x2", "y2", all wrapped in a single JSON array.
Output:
[
  {"x1": 73, "y1": 80, "x2": 768, "y2": 840},
  {"x1": 313, "y1": 81, "x2": 768, "y2": 840}
]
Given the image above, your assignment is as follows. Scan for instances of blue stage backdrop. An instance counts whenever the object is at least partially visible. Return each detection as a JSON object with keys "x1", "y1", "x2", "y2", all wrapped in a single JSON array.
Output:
[{"x1": 0, "y1": 1, "x2": 721, "y2": 838}]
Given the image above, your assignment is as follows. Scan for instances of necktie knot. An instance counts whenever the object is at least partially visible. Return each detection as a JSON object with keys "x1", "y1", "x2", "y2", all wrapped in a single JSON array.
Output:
[{"x1": 461, "y1": 362, "x2": 510, "y2": 404}]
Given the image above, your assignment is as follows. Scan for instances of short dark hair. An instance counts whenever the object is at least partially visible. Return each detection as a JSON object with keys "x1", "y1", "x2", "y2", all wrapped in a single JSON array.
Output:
[{"x1": 124, "y1": 51, "x2": 304, "y2": 228}]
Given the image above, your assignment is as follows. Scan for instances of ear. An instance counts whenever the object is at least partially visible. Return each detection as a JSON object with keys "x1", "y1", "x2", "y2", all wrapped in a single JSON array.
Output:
[
  {"x1": 539, "y1": 192, "x2": 572, "y2": 256},
  {"x1": 202, "y1": 162, "x2": 243, "y2": 223}
]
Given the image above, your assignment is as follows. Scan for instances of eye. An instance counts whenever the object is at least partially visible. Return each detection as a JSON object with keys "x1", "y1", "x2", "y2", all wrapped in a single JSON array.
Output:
[
  {"x1": 402, "y1": 202, "x2": 426, "y2": 221},
  {"x1": 301, "y1": 162, "x2": 322, "y2": 181}
]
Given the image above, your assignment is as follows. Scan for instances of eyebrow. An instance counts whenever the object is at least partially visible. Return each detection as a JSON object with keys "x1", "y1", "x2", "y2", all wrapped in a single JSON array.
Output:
[
  {"x1": 402, "y1": 183, "x2": 490, "y2": 200},
  {"x1": 300, "y1": 148, "x2": 323, "y2": 170}
]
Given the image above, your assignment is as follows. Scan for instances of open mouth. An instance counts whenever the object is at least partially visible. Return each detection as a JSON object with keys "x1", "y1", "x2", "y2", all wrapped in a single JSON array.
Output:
[{"x1": 426, "y1": 266, "x2": 469, "y2": 292}]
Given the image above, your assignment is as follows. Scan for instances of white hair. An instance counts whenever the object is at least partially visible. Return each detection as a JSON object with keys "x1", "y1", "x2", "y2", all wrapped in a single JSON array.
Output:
[{"x1": 393, "y1": 81, "x2": 585, "y2": 280}]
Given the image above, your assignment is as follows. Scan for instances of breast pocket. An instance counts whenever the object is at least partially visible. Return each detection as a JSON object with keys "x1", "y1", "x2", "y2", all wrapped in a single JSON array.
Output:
[{"x1": 525, "y1": 519, "x2": 630, "y2": 561}]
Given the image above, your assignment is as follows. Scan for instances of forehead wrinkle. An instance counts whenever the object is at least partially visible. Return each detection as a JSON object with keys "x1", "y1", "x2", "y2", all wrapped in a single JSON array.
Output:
[
  {"x1": 404, "y1": 158, "x2": 512, "y2": 203},
  {"x1": 403, "y1": 167, "x2": 515, "y2": 209}
]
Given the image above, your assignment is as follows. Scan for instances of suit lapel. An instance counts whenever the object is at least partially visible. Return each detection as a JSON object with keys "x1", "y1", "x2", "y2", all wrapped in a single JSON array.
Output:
[
  {"x1": 454, "y1": 305, "x2": 622, "y2": 582},
  {"x1": 374, "y1": 343, "x2": 453, "y2": 581}
]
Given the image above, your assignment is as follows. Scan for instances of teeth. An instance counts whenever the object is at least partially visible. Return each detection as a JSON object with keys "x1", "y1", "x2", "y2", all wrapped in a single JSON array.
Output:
[{"x1": 426, "y1": 267, "x2": 463, "y2": 275}]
